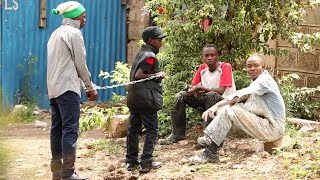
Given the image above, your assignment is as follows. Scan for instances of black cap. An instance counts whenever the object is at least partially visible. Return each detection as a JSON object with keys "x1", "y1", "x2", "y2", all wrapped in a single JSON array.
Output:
[{"x1": 142, "y1": 26, "x2": 166, "y2": 43}]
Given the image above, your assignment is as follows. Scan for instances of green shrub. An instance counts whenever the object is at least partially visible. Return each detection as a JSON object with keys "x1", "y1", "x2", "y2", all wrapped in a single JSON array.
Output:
[
  {"x1": 12, "y1": 104, "x2": 38, "y2": 123},
  {"x1": 79, "y1": 105, "x2": 129, "y2": 134},
  {"x1": 278, "y1": 73, "x2": 320, "y2": 121}
]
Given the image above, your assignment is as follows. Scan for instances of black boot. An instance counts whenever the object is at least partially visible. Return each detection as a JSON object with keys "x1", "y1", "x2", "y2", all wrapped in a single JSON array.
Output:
[{"x1": 160, "y1": 110, "x2": 186, "y2": 145}]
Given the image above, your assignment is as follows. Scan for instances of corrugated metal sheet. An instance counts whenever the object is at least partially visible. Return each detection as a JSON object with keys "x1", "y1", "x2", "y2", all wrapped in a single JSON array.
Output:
[{"x1": 1, "y1": 0, "x2": 127, "y2": 109}]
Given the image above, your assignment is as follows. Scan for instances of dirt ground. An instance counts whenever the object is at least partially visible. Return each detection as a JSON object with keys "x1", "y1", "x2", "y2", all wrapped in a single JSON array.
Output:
[{"x1": 0, "y1": 114, "x2": 319, "y2": 180}]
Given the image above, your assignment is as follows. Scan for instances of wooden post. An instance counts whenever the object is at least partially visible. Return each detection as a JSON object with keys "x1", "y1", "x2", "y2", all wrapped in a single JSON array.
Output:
[{"x1": 39, "y1": 0, "x2": 47, "y2": 28}]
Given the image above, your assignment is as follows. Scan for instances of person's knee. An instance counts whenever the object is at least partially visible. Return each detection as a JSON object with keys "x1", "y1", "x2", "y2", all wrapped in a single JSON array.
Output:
[{"x1": 206, "y1": 92, "x2": 223, "y2": 101}]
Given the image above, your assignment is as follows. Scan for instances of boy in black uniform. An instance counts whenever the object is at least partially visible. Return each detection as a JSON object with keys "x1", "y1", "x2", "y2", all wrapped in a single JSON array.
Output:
[{"x1": 125, "y1": 26, "x2": 166, "y2": 173}]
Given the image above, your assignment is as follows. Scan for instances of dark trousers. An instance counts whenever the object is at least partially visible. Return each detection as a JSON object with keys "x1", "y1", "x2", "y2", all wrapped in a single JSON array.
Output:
[
  {"x1": 126, "y1": 110, "x2": 158, "y2": 164},
  {"x1": 50, "y1": 91, "x2": 80, "y2": 178},
  {"x1": 171, "y1": 91, "x2": 223, "y2": 135}
]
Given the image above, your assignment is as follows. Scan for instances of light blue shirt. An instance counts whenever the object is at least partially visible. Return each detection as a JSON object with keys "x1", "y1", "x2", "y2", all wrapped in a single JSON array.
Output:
[{"x1": 227, "y1": 70, "x2": 286, "y2": 121}]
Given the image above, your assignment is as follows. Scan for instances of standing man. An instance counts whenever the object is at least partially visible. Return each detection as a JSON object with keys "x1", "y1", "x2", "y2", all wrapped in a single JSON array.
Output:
[
  {"x1": 126, "y1": 26, "x2": 166, "y2": 173},
  {"x1": 161, "y1": 44, "x2": 236, "y2": 145},
  {"x1": 190, "y1": 55, "x2": 286, "y2": 163},
  {"x1": 47, "y1": 1, "x2": 98, "y2": 180}
]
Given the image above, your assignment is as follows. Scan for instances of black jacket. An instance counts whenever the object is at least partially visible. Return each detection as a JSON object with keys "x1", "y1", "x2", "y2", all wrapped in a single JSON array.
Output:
[{"x1": 126, "y1": 45, "x2": 163, "y2": 111}]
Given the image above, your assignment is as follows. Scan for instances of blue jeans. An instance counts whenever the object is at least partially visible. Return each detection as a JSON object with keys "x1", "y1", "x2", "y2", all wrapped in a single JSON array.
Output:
[
  {"x1": 126, "y1": 110, "x2": 158, "y2": 165},
  {"x1": 50, "y1": 91, "x2": 80, "y2": 178}
]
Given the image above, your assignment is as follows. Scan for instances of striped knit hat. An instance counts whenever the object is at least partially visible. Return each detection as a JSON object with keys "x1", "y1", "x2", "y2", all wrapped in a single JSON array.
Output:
[{"x1": 52, "y1": 1, "x2": 85, "y2": 19}]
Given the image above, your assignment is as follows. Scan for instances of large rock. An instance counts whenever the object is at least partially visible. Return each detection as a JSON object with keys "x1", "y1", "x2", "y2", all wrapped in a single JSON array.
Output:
[
  {"x1": 263, "y1": 135, "x2": 292, "y2": 153},
  {"x1": 104, "y1": 114, "x2": 130, "y2": 138}
]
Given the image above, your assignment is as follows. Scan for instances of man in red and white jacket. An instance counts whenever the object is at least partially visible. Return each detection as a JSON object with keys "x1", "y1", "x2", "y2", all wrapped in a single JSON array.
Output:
[{"x1": 161, "y1": 44, "x2": 236, "y2": 144}]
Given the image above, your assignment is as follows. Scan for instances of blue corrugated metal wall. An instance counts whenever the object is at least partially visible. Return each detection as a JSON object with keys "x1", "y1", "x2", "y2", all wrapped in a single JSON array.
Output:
[{"x1": 0, "y1": 0, "x2": 127, "y2": 109}]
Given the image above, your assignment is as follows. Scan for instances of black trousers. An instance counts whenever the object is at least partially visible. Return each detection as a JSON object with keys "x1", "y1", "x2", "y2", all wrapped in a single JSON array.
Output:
[
  {"x1": 170, "y1": 91, "x2": 223, "y2": 134},
  {"x1": 126, "y1": 110, "x2": 158, "y2": 164}
]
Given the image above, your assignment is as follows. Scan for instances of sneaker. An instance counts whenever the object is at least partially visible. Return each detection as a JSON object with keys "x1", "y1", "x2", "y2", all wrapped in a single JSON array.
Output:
[
  {"x1": 189, "y1": 151, "x2": 219, "y2": 163},
  {"x1": 126, "y1": 162, "x2": 139, "y2": 171},
  {"x1": 61, "y1": 173, "x2": 89, "y2": 180},
  {"x1": 197, "y1": 135, "x2": 212, "y2": 148},
  {"x1": 139, "y1": 161, "x2": 162, "y2": 173}
]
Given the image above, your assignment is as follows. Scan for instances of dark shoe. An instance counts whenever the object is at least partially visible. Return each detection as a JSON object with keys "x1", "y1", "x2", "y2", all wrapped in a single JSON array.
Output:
[
  {"x1": 189, "y1": 150, "x2": 219, "y2": 163},
  {"x1": 139, "y1": 161, "x2": 162, "y2": 173},
  {"x1": 61, "y1": 173, "x2": 89, "y2": 180},
  {"x1": 159, "y1": 133, "x2": 185, "y2": 145},
  {"x1": 126, "y1": 162, "x2": 139, "y2": 171}
]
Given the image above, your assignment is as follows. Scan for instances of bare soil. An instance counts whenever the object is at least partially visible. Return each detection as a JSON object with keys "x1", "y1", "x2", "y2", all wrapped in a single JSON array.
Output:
[{"x1": 1, "y1": 114, "x2": 319, "y2": 180}]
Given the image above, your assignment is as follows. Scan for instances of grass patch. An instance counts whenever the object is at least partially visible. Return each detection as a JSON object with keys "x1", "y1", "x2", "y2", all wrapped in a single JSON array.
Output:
[
  {"x1": 170, "y1": 166, "x2": 182, "y2": 173},
  {"x1": 190, "y1": 163, "x2": 217, "y2": 173},
  {"x1": 282, "y1": 132, "x2": 320, "y2": 179},
  {"x1": 84, "y1": 139, "x2": 121, "y2": 157},
  {"x1": 0, "y1": 142, "x2": 8, "y2": 178},
  {"x1": 285, "y1": 122, "x2": 299, "y2": 138}
]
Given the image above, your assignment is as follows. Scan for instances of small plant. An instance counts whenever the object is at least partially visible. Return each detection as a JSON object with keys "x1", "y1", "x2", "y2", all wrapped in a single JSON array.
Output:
[
  {"x1": 99, "y1": 61, "x2": 130, "y2": 85},
  {"x1": 11, "y1": 105, "x2": 38, "y2": 123},
  {"x1": 285, "y1": 122, "x2": 300, "y2": 138},
  {"x1": 158, "y1": 112, "x2": 172, "y2": 136},
  {"x1": 109, "y1": 93, "x2": 126, "y2": 104},
  {"x1": 15, "y1": 54, "x2": 38, "y2": 106}
]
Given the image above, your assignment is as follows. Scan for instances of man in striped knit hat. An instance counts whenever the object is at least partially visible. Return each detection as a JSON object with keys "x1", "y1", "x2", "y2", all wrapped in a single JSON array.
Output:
[{"x1": 47, "y1": 1, "x2": 98, "y2": 179}]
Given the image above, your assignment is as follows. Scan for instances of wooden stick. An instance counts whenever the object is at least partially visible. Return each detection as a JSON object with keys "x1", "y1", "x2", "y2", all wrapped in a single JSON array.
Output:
[{"x1": 39, "y1": 0, "x2": 47, "y2": 28}]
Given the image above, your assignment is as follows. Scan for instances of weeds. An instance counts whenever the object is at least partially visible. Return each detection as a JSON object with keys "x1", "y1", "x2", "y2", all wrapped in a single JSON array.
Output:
[
  {"x1": 285, "y1": 122, "x2": 300, "y2": 138},
  {"x1": 15, "y1": 54, "x2": 38, "y2": 105},
  {"x1": 11, "y1": 105, "x2": 38, "y2": 123},
  {"x1": 83, "y1": 139, "x2": 121, "y2": 157}
]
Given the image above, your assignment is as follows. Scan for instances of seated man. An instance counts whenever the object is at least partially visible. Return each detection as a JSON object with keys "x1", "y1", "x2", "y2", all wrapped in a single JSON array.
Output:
[
  {"x1": 190, "y1": 55, "x2": 286, "y2": 163},
  {"x1": 161, "y1": 44, "x2": 236, "y2": 144}
]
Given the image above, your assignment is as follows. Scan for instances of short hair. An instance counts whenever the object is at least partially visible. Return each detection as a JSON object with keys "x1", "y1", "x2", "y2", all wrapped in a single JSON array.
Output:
[
  {"x1": 247, "y1": 54, "x2": 265, "y2": 66},
  {"x1": 202, "y1": 44, "x2": 220, "y2": 55}
]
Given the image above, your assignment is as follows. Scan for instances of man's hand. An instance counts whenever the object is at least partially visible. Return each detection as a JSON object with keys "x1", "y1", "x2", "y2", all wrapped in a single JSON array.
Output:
[
  {"x1": 186, "y1": 86, "x2": 204, "y2": 96},
  {"x1": 155, "y1": 71, "x2": 166, "y2": 79},
  {"x1": 85, "y1": 89, "x2": 98, "y2": 101},
  {"x1": 186, "y1": 90, "x2": 195, "y2": 96},
  {"x1": 202, "y1": 105, "x2": 219, "y2": 122}
]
